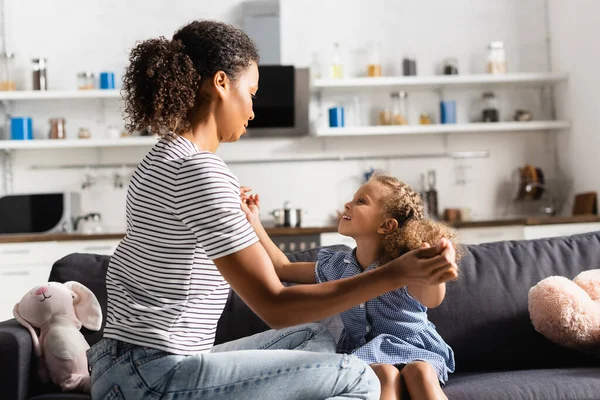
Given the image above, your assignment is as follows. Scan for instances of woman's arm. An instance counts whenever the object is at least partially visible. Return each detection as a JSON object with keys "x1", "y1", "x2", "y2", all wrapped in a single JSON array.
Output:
[{"x1": 213, "y1": 239, "x2": 457, "y2": 329}]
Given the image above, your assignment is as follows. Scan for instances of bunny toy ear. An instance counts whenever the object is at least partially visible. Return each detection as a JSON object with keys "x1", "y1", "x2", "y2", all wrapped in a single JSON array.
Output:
[
  {"x1": 13, "y1": 303, "x2": 41, "y2": 357},
  {"x1": 64, "y1": 281, "x2": 102, "y2": 331}
]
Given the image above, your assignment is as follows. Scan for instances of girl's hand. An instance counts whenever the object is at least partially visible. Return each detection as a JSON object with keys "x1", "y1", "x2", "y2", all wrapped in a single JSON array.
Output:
[
  {"x1": 240, "y1": 186, "x2": 260, "y2": 224},
  {"x1": 387, "y1": 238, "x2": 458, "y2": 286}
]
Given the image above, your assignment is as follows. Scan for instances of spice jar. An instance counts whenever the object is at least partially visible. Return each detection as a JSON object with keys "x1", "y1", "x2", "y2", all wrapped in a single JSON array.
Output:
[
  {"x1": 0, "y1": 52, "x2": 16, "y2": 91},
  {"x1": 330, "y1": 42, "x2": 344, "y2": 79},
  {"x1": 77, "y1": 72, "x2": 95, "y2": 90},
  {"x1": 419, "y1": 113, "x2": 432, "y2": 125},
  {"x1": 443, "y1": 57, "x2": 459, "y2": 75},
  {"x1": 32, "y1": 58, "x2": 48, "y2": 91},
  {"x1": 49, "y1": 118, "x2": 66, "y2": 139},
  {"x1": 487, "y1": 41, "x2": 507, "y2": 74}
]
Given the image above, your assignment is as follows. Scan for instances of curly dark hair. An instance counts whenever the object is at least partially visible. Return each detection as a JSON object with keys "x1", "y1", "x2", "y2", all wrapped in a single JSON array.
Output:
[
  {"x1": 369, "y1": 173, "x2": 465, "y2": 265},
  {"x1": 122, "y1": 20, "x2": 259, "y2": 136}
]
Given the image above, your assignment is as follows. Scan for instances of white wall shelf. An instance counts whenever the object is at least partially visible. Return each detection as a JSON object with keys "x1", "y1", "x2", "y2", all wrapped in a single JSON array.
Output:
[
  {"x1": 0, "y1": 90, "x2": 121, "y2": 101},
  {"x1": 314, "y1": 121, "x2": 571, "y2": 137},
  {"x1": 0, "y1": 137, "x2": 157, "y2": 150},
  {"x1": 312, "y1": 73, "x2": 568, "y2": 93}
]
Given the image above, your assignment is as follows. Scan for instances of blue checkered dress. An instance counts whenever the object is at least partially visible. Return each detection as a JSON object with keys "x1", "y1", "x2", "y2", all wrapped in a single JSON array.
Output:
[{"x1": 315, "y1": 248, "x2": 455, "y2": 384}]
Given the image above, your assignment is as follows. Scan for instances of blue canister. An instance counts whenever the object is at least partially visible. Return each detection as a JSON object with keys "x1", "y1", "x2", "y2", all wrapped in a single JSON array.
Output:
[
  {"x1": 99, "y1": 72, "x2": 115, "y2": 89},
  {"x1": 440, "y1": 100, "x2": 457, "y2": 124},
  {"x1": 10, "y1": 117, "x2": 33, "y2": 140},
  {"x1": 328, "y1": 106, "x2": 345, "y2": 128}
]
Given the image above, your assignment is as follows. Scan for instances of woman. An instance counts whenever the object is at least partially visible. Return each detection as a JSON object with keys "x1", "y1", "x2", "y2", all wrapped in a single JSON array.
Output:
[{"x1": 87, "y1": 20, "x2": 458, "y2": 400}]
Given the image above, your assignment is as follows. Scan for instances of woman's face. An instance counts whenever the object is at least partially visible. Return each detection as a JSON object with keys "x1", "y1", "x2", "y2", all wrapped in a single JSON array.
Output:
[{"x1": 214, "y1": 62, "x2": 259, "y2": 143}]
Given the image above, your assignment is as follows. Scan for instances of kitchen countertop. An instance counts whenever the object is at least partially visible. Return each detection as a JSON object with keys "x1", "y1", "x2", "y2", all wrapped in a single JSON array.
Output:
[
  {"x1": 0, "y1": 226, "x2": 339, "y2": 244},
  {"x1": 1, "y1": 215, "x2": 599, "y2": 244}
]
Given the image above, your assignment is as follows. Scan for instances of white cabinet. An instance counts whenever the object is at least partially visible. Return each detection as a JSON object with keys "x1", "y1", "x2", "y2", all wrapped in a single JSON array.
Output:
[
  {"x1": 457, "y1": 226, "x2": 525, "y2": 245},
  {"x1": 0, "y1": 242, "x2": 63, "y2": 321},
  {"x1": 320, "y1": 232, "x2": 356, "y2": 248},
  {"x1": 523, "y1": 223, "x2": 600, "y2": 240},
  {"x1": 58, "y1": 239, "x2": 120, "y2": 258}
]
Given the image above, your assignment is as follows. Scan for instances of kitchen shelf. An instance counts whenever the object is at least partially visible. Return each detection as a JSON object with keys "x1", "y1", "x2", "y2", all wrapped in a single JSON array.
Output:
[
  {"x1": 313, "y1": 72, "x2": 568, "y2": 93},
  {"x1": 314, "y1": 121, "x2": 571, "y2": 137},
  {"x1": 0, "y1": 137, "x2": 157, "y2": 150},
  {"x1": 0, "y1": 90, "x2": 121, "y2": 100}
]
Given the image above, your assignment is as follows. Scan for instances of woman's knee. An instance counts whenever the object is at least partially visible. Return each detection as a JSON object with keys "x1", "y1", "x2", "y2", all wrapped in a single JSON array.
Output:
[{"x1": 298, "y1": 322, "x2": 336, "y2": 352}]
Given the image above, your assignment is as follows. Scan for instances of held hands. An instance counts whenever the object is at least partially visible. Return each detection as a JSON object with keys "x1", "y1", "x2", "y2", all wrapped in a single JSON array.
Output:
[
  {"x1": 388, "y1": 238, "x2": 459, "y2": 286},
  {"x1": 240, "y1": 186, "x2": 260, "y2": 224}
]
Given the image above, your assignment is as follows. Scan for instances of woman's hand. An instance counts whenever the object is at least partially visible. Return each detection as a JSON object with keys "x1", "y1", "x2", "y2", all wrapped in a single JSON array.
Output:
[
  {"x1": 240, "y1": 186, "x2": 260, "y2": 224},
  {"x1": 386, "y1": 238, "x2": 458, "y2": 286}
]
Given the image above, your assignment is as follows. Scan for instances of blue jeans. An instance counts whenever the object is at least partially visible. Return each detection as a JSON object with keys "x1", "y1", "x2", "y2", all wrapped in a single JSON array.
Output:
[{"x1": 87, "y1": 323, "x2": 380, "y2": 399}]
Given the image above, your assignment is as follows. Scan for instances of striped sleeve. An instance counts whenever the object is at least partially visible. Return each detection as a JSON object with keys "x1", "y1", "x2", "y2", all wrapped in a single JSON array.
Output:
[{"x1": 174, "y1": 153, "x2": 258, "y2": 260}]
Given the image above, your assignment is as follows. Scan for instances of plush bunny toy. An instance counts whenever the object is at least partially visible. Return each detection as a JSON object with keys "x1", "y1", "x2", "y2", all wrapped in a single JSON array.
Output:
[
  {"x1": 529, "y1": 269, "x2": 600, "y2": 355},
  {"x1": 13, "y1": 281, "x2": 102, "y2": 393}
]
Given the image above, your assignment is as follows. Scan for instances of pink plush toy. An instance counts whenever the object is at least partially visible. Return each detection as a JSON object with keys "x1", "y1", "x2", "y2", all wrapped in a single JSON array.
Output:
[
  {"x1": 528, "y1": 269, "x2": 600, "y2": 353},
  {"x1": 13, "y1": 281, "x2": 102, "y2": 393}
]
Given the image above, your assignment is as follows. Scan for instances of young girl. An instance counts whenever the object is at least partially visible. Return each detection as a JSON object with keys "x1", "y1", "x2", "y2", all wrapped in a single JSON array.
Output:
[{"x1": 242, "y1": 172, "x2": 463, "y2": 400}]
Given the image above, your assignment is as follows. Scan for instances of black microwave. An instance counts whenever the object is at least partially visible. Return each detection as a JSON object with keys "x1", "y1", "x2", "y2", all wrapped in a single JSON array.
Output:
[{"x1": 245, "y1": 66, "x2": 309, "y2": 137}]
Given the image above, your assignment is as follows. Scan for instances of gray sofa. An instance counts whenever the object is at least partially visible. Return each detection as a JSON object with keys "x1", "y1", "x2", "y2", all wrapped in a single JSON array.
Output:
[{"x1": 2, "y1": 233, "x2": 600, "y2": 399}]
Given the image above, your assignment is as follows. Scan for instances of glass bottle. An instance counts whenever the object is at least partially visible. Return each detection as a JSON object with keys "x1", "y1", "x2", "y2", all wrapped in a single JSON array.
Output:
[
  {"x1": 367, "y1": 42, "x2": 382, "y2": 77},
  {"x1": 0, "y1": 52, "x2": 16, "y2": 91},
  {"x1": 32, "y1": 58, "x2": 48, "y2": 90},
  {"x1": 487, "y1": 41, "x2": 507, "y2": 74},
  {"x1": 330, "y1": 42, "x2": 344, "y2": 79},
  {"x1": 390, "y1": 91, "x2": 408, "y2": 125}
]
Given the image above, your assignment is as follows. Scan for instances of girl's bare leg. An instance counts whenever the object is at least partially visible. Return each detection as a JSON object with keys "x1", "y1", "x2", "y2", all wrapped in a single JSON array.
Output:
[
  {"x1": 400, "y1": 361, "x2": 448, "y2": 400},
  {"x1": 371, "y1": 363, "x2": 401, "y2": 400}
]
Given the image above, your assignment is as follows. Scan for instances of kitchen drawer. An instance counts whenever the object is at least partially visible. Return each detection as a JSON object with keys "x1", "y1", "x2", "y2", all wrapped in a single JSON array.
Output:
[
  {"x1": 524, "y1": 223, "x2": 600, "y2": 240},
  {"x1": 457, "y1": 226, "x2": 525, "y2": 245},
  {"x1": 0, "y1": 242, "x2": 63, "y2": 267},
  {"x1": 320, "y1": 233, "x2": 356, "y2": 248},
  {"x1": 0, "y1": 263, "x2": 53, "y2": 321}
]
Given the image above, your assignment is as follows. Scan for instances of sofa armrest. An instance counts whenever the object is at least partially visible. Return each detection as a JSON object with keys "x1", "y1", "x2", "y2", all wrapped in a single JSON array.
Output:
[{"x1": 0, "y1": 318, "x2": 34, "y2": 400}]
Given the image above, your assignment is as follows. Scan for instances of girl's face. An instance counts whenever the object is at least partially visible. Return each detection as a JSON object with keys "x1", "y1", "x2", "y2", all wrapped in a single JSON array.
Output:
[
  {"x1": 339, "y1": 181, "x2": 391, "y2": 239},
  {"x1": 214, "y1": 62, "x2": 259, "y2": 143}
]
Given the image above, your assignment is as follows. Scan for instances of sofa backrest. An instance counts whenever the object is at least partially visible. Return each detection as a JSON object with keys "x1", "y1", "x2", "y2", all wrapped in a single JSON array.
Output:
[
  {"x1": 428, "y1": 231, "x2": 600, "y2": 372},
  {"x1": 48, "y1": 233, "x2": 600, "y2": 373}
]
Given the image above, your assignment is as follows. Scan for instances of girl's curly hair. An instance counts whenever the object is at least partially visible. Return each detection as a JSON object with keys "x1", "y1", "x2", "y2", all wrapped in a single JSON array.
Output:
[
  {"x1": 369, "y1": 172, "x2": 465, "y2": 264},
  {"x1": 122, "y1": 20, "x2": 259, "y2": 137}
]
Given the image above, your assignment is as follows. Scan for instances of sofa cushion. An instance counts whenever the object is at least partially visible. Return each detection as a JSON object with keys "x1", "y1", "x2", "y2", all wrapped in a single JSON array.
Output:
[
  {"x1": 444, "y1": 368, "x2": 600, "y2": 400},
  {"x1": 428, "y1": 231, "x2": 600, "y2": 372}
]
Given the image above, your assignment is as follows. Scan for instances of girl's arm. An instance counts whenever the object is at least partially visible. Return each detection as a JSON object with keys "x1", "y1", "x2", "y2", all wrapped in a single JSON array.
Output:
[
  {"x1": 407, "y1": 283, "x2": 446, "y2": 308},
  {"x1": 241, "y1": 189, "x2": 316, "y2": 284},
  {"x1": 407, "y1": 241, "x2": 454, "y2": 308}
]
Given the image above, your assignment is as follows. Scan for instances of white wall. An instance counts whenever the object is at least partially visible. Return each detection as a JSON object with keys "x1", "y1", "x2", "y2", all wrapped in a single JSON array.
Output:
[
  {"x1": 548, "y1": 0, "x2": 600, "y2": 199},
  {"x1": 1, "y1": 0, "x2": 558, "y2": 232}
]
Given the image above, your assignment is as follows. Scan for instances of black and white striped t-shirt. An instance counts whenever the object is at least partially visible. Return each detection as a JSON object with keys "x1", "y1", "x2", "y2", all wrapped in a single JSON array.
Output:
[{"x1": 103, "y1": 135, "x2": 258, "y2": 355}]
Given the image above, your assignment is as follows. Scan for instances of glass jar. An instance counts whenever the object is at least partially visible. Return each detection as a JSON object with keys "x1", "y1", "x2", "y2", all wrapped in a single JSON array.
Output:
[
  {"x1": 0, "y1": 52, "x2": 16, "y2": 91},
  {"x1": 481, "y1": 92, "x2": 499, "y2": 122},
  {"x1": 390, "y1": 91, "x2": 408, "y2": 125},
  {"x1": 487, "y1": 41, "x2": 507, "y2": 74},
  {"x1": 77, "y1": 71, "x2": 95, "y2": 90},
  {"x1": 367, "y1": 42, "x2": 382, "y2": 77},
  {"x1": 443, "y1": 57, "x2": 459, "y2": 75},
  {"x1": 49, "y1": 118, "x2": 66, "y2": 139},
  {"x1": 78, "y1": 127, "x2": 91, "y2": 139}
]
